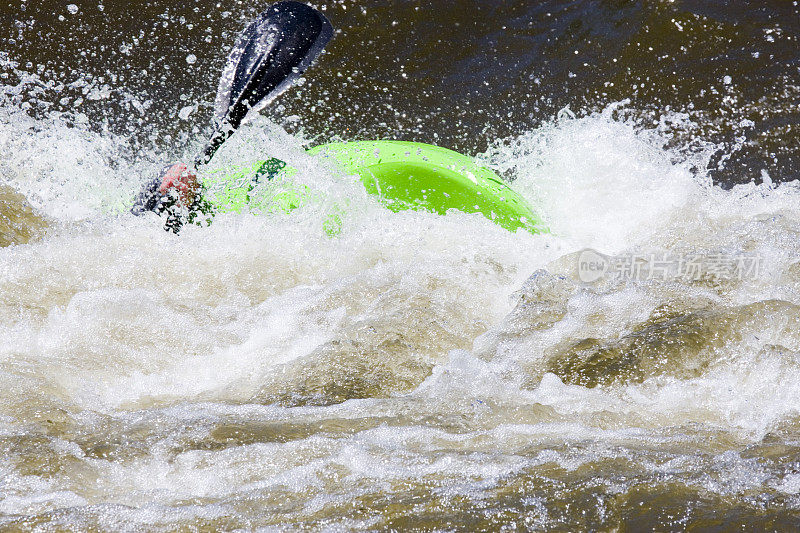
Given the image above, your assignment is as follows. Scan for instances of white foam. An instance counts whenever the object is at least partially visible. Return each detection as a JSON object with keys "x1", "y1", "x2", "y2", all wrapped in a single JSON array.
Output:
[{"x1": 1, "y1": 99, "x2": 800, "y2": 523}]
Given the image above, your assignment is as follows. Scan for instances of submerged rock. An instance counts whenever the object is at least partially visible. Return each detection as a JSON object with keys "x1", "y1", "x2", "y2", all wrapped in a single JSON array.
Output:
[{"x1": 0, "y1": 186, "x2": 48, "y2": 247}]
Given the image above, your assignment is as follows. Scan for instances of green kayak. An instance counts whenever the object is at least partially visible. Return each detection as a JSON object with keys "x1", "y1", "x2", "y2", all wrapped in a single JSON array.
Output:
[{"x1": 200, "y1": 140, "x2": 546, "y2": 234}]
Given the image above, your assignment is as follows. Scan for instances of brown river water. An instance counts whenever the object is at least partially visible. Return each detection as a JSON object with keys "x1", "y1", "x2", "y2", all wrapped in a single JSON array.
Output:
[{"x1": 1, "y1": 0, "x2": 800, "y2": 530}]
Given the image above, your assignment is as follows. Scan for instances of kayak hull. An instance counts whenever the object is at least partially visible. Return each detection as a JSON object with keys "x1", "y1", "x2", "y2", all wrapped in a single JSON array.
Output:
[{"x1": 201, "y1": 140, "x2": 544, "y2": 234}]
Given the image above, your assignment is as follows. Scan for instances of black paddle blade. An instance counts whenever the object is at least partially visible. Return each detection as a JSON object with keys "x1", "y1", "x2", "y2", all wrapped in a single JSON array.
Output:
[
  {"x1": 217, "y1": 1, "x2": 333, "y2": 127},
  {"x1": 196, "y1": 1, "x2": 332, "y2": 167}
]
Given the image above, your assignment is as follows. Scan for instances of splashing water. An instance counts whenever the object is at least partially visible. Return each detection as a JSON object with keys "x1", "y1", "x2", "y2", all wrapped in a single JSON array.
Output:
[
  {"x1": 3, "y1": 0, "x2": 800, "y2": 527},
  {"x1": 1, "y1": 90, "x2": 800, "y2": 529}
]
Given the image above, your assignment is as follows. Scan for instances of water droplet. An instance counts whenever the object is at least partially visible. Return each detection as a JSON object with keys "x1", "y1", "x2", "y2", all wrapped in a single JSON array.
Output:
[
  {"x1": 67, "y1": 4, "x2": 78, "y2": 14},
  {"x1": 186, "y1": 54, "x2": 197, "y2": 65},
  {"x1": 178, "y1": 106, "x2": 194, "y2": 120}
]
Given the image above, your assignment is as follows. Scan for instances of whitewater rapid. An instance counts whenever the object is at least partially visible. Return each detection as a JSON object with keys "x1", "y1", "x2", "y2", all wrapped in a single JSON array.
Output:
[{"x1": 1, "y1": 102, "x2": 800, "y2": 529}]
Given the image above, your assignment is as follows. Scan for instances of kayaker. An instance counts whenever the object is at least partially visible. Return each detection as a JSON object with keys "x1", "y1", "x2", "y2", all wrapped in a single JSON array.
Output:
[
  {"x1": 131, "y1": 163, "x2": 203, "y2": 232},
  {"x1": 132, "y1": 0, "x2": 333, "y2": 231}
]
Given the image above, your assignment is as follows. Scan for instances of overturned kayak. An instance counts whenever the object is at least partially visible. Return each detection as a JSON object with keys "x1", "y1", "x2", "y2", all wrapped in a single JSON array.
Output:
[{"x1": 201, "y1": 140, "x2": 546, "y2": 234}]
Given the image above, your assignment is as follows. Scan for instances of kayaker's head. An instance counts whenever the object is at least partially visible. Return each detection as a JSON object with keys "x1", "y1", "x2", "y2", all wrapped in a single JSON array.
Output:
[
  {"x1": 130, "y1": 162, "x2": 203, "y2": 232},
  {"x1": 157, "y1": 163, "x2": 200, "y2": 208}
]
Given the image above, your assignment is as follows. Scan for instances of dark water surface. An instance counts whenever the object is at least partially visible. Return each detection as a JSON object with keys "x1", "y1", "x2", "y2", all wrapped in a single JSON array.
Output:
[
  {"x1": 4, "y1": 0, "x2": 799, "y2": 185},
  {"x1": 2, "y1": 1, "x2": 800, "y2": 531}
]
